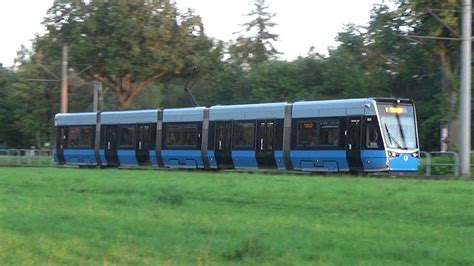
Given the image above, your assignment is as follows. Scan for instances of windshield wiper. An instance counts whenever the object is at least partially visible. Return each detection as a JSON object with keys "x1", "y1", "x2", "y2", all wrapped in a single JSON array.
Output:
[{"x1": 384, "y1": 123, "x2": 403, "y2": 149}]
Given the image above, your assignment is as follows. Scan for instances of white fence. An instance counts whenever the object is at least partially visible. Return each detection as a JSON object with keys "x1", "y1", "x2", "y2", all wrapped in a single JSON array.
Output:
[{"x1": 0, "y1": 149, "x2": 53, "y2": 167}]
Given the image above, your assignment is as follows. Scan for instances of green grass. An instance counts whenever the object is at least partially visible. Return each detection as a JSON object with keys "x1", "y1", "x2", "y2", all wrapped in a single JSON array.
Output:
[{"x1": 0, "y1": 167, "x2": 473, "y2": 265}]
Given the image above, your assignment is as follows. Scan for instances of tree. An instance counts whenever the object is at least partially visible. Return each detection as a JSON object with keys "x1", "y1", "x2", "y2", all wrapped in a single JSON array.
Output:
[
  {"x1": 11, "y1": 46, "x2": 62, "y2": 148},
  {"x1": 228, "y1": 0, "x2": 280, "y2": 68},
  {"x1": 387, "y1": 0, "x2": 463, "y2": 149},
  {"x1": 0, "y1": 67, "x2": 25, "y2": 147},
  {"x1": 39, "y1": 0, "x2": 215, "y2": 109},
  {"x1": 157, "y1": 39, "x2": 226, "y2": 108},
  {"x1": 321, "y1": 3, "x2": 463, "y2": 150}
]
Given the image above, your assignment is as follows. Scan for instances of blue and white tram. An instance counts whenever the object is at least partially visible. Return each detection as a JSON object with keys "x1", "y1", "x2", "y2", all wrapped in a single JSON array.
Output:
[{"x1": 54, "y1": 98, "x2": 420, "y2": 172}]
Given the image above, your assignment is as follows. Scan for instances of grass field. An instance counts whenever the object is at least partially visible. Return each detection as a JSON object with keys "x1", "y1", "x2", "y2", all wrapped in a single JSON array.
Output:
[{"x1": 0, "y1": 167, "x2": 473, "y2": 265}]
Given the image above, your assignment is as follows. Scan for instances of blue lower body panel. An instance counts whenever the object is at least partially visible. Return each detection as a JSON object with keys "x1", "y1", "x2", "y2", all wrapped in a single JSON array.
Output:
[
  {"x1": 232, "y1": 150, "x2": 258, "y2": 168},
  {"x1": 274, "y1": 150, "x2": 285, "y2": 170},
  {"x1": 360, "y1": 150, "x2": 388, "y2": 171},
  {"x1": 207, "y1": 150, "x2": 218, "y2": 169},
  {"x1": 290, "y1": 150, "x2": 348, "y2": 172},
  {"x1": 64, "y1": 149, "x2": 96, "y2": 165},
  {"x1": 149, "y1": 150, "x2": 158, "y2": 166},
  {"x1": 117, "y1": 149, "x2": 137, "y2": 166},
  {"x1": 99, "y1": 149, "x2": 107, "y2": 166},
  {"x1": 162, "y1": 150, "x2": 203, "y2": 169},
  {"x1": 389, "y1": 153, "x2": 419, "y2": 171}
]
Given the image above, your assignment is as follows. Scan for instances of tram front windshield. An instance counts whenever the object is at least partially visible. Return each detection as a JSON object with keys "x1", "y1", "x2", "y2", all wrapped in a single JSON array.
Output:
[{"x1": 377, "y1": 103, "x2": 418, "y2": 150}]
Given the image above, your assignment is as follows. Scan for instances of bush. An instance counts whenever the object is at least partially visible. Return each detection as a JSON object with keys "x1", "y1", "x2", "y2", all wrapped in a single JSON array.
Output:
[{"x1": 418, "y1": 155, "x2": 458, "y2": 176}]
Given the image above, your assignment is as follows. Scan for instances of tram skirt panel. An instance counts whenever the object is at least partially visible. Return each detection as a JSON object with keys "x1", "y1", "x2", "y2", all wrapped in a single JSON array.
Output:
[
  {"x1": 161, "y1": 150, "x2": 204, "y2": 169},
  {"x1": 290, "y1": 150, "x2": 349, "y2": 172}
]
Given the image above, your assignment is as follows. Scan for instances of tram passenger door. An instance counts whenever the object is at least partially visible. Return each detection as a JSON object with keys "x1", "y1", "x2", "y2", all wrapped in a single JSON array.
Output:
[
  {"x1": 215, "y1": 121, "x2": 234, "y2": 168},
  {"x1": 56, "y1": 126, "x2": 67, "y2": 164},
  {"x1": 256, "y1": 120, "x2": 277, "y2": 169},
  {"x1": 104, "y1": 125, "x2": 119, "y2": 166},
  {"x1": 346, "y1": 117, "x2": 363, "y2": 171},
  {"x1": 136, "y1": 124, "x2": 151, "y2": 166}
]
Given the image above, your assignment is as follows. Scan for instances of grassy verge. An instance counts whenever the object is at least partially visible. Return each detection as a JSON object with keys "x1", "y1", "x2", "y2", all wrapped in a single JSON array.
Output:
[
  {"x1": 0, "y1": 155, "x2": 52, "y2": 167},
  {"x1": 0, "y1": 167, "x2": 472, "y2": 264}
]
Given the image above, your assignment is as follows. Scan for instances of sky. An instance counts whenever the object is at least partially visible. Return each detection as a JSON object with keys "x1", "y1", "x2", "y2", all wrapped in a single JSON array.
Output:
[{"x1": 0, "y1": 0, "x2": 386, "y2": 67}]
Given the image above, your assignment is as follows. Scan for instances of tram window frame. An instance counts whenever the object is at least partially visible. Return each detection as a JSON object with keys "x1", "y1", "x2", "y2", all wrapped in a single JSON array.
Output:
[
  {"x1": 182, "y1": 126, "x2": 198, "y2": 148},
  {"x1": 149, "y1": 123, "x2": 157, "y2": 149},
  {"x1": 233, "y1": 121, "x2": 255, "y2": 150},
  {"x1": 67, "y1": 126, "x2": 94, "y2": 149},
  {"x1": 365, "y1": 116, "x2": 383, "y2": 149},
  {"x1": 165, "y1": 125, "x2": 182, "y2": 148},
  {"x1": 208, "y1": 121, "x2": 215, "y2": 150},
  {"x1": 274, "y1": 119, "x2": 284, "y2": 150},
  {"x1": 164, "y1": 122, "x2": 201, "y2": 150},
  {"x1": 136, "y1": 124, "x2": 152, "y2": 150},
  {"x1": 56, "y1": 126, "x2": 68, "y2": 149},
  {"x1": 119, "y1": 125, "x2": 136, "y2": 149},
  {"x1": 295, "y1": 120, "x2": 318, "y2": 149},
  {"x1": 100, "y1": 125, "x2": 119, "y2": 149},
  {"x1": 318, "y1": 119, "x2": 340, "y2": 148}
]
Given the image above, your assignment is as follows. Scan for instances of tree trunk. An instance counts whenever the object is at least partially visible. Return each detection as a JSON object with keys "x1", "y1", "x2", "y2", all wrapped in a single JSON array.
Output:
[{"x1": 93, "y1": 71, "x2": 169, "y2": 110}]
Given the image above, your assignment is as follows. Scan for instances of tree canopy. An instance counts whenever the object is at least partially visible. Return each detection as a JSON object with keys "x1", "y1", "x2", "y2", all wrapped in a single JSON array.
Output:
[
  {"x1": 228, "y1": 0, "x2": 280, "y2": 68},
  {"x1": 38, "y1": 0, "x2": 217, "y2": 108}
]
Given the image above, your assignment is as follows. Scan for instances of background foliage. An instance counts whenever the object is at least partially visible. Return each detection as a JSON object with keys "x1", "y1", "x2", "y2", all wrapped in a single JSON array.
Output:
[{"x1": 0, "y1": 0, "x2": 472, "y2": 150}]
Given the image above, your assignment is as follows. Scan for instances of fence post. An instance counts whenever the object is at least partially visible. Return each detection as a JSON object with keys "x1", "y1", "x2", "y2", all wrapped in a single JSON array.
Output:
[
  {"x1": 0, "y1": 149, "x2": 7, "y2": 166},
  {"x1": 419, "y1": 151, "x2": 431, "y2": 177},
  {"x1": 471, "y1": 151, "x2": 474, "y2": 178},
  {"x1": 454, "y1": 152, "x2": 460, "y2": 177}
]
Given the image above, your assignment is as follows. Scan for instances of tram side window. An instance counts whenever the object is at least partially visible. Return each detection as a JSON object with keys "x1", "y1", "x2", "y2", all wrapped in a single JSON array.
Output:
[
  {"x1": 165, "y1": 125, "x2": 181, "y2": 147},
  {"x1": 296, "y1": 121, "x2": 317, "y2": 148},
  {"x1": 164, "y1": 123, "x2": 199, "y2": 149},
  {"x1": 119, "y1": 125, "x2": 135, "y2": 148},
  {"x1": 67, "y1": 126, "x2": 93, "y2": 148},
  {"x1": 233, "y1": 122, "x2": 255, "y2": 149},
  {"x1": 366, "y1": 117, "x2": 383, "y2": 149},
  {"x1": 182, "y1": 126, "x2": 197, "y2": 147},
  {"x1": 319, "y1": 119, "x2": 339, "y2": 147}
]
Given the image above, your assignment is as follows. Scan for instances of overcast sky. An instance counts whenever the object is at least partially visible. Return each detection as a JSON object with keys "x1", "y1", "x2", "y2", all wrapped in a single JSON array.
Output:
[{"x1": 0, "y1": 0, "x2": 386, "y2": 67}]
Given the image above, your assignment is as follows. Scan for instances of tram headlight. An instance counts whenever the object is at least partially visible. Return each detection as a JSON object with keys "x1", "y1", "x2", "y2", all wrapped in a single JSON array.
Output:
[
  {"x1": 388, "y1": 151, "x2": 399, "y2": 158},
  {"x1": 412, "y1": 152, "x2": 419, "y2": 158}
]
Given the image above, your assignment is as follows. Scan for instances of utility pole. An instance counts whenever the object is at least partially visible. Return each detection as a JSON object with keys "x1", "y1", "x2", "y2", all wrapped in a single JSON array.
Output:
[
  {"x1": 93, "y1": 80, "x2": 102, "y2": 112},
  {"x1": 60, "y1": 44, "x2": 69, "y2": 113},
  {"x1": 459, "y1": 0, "x2": 471, "y2": 177}
]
